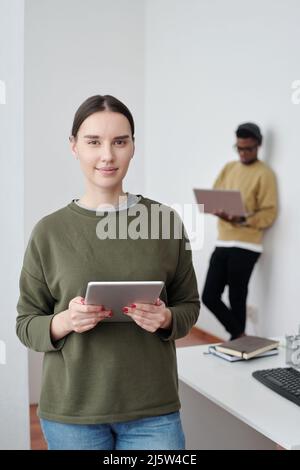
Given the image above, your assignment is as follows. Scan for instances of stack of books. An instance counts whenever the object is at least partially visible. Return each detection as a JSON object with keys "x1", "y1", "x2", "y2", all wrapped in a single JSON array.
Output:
[{"x1": 208, "y1": 335, "x2": 279, "y2": 362}]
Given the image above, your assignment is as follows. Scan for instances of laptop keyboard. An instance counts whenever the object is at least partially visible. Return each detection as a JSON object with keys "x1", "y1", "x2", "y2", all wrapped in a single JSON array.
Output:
[{"x1": 252, "y1": 367, "x2": 300, "y2": 407}]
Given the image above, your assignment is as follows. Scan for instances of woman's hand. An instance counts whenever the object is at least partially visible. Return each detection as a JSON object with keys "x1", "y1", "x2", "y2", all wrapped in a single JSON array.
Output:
[
  {"x1": 122, "y1": 298, "x2": 172, "y2": 333},
  {"x1": 50, "y1": 296, "x2": 112, "y2": 341},
  {"x1": 66, "y1": 296, "x2": 113, "y2": 333}
]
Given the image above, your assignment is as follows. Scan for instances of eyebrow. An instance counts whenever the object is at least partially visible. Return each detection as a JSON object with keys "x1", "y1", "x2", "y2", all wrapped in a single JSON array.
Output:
[{"x1": 83, "y1": 134, "x2": 130, "y2": 139}]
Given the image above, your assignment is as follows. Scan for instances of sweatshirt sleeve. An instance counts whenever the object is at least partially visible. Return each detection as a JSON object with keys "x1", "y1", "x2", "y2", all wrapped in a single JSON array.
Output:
[
  {"x1": 159, "y1": 227, "x2": 200, "y2": 341},
  {"x1": 246, "y1": 170, "x2": 278, "y2": 230},
  {"x1": 16, "y1": 227, "x2": 65, "y2": 352},
  {"x1": 213, "y1": 164, "x2": 228, "y2": 189}
]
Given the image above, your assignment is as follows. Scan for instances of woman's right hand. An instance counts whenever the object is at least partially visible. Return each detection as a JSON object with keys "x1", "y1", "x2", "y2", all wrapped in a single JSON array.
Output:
[
  {"x1": 66, "y1": 296, "x2": 113, "y2": 333},
  {"x1": 50, "y1": 296, "x2": 112, "y2": 342}
]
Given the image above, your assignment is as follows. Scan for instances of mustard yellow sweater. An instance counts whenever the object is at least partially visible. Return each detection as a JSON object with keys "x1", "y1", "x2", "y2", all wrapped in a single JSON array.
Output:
[{"x1": 213, "y1": 160, "x2": 278, "y2": 245}]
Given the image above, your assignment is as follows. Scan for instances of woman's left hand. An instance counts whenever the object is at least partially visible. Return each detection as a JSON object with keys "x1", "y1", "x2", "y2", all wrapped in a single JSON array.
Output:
[{"x1": 122, "y1": 298, "x2": 172, "y2": 333}]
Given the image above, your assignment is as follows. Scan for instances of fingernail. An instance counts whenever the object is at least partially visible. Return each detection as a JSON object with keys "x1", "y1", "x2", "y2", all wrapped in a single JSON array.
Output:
[
  {"x1": 122, "y1": 307, "x2": 129, "y2": 313},
  {"x1": 129, "y1": 303, "x2": 136, "y2": 308},
  {"x1": 81, "y1": 298, "x2": 85, "y2": 304}
]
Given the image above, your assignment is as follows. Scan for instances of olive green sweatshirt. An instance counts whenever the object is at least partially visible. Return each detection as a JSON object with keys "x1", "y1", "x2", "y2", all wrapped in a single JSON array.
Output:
[
  {"x1": 213, "y1": 160, "x2": 278, "y2": 244},
  {"x1": 16, "y1": 196, "x2": 200, "y2": 424}
]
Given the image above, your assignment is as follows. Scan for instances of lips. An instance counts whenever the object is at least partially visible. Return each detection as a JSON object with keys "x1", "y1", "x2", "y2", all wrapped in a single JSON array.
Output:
[{"x1": 96, "y1": 167, "x2": 118, "y2": 174}]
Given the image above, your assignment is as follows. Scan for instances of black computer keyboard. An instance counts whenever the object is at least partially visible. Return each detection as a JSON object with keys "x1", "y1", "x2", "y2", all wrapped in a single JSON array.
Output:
[{"x1": 252, "y1": 367, "x2": 300, "y2": 406}]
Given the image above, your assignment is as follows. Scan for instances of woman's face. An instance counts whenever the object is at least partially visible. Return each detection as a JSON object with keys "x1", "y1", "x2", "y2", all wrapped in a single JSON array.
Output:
[{"x1": 70, "y1": 111, "x2": 134, "y2": 191}]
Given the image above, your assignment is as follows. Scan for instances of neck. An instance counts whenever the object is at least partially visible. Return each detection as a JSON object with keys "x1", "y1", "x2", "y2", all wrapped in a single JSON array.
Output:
[
  {"x1": 79, "y1": 185, "x2": 127, "y2": 209},
  {"x1": 241, "y1": 157, "x2": 258, "y2": 166}
]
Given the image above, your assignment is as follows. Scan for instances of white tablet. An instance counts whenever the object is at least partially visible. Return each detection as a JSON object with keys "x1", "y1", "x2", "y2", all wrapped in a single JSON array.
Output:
[{"x1": 84, "y1": 281, "x2": 165, "y2": 322}]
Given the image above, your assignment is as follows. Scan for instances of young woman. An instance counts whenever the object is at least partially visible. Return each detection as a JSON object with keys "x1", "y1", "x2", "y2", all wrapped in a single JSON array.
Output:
[{"x1": 16, "y1": 95, "x2": 200, "y2": 450}]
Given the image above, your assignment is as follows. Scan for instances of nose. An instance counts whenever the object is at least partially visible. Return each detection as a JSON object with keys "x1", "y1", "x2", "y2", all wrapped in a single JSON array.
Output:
[{"x1": 100, "y1": 143, "x2": 114, "y2": 162}]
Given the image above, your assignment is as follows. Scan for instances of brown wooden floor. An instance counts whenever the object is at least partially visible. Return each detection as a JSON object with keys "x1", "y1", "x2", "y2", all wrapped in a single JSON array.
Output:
[
  {"x1": 30, "y1": 404, "x2": 47, "y2": 450},
  {"x1": 30, "y1": 327, "x2": 220, "y2": 450}
]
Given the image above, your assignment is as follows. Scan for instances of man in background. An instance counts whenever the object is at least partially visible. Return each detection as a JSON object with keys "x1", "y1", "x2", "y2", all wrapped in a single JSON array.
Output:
[{"x1": 202, "y1": 123, "x2": 277, "y2": 339}]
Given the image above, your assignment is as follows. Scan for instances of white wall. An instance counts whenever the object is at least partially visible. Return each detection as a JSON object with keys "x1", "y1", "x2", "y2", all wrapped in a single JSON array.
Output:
[
  {"x1": 24, "y1": 0, "x2": 300, "y2": 405},
  {"x1": 145, "y1": 0, "x2": 300, "y2": 339},
  {"x1": 0, "y1": 0, "x2": 30, "y2": 449},
  {"x1": 25, "y1": 0, "x2": 146, "y2": 403}
]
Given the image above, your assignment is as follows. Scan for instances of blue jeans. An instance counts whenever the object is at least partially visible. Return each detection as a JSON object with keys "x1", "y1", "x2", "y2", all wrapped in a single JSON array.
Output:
[{"x1": 40, "y1": 411, "x2": 185, "y2": 450}]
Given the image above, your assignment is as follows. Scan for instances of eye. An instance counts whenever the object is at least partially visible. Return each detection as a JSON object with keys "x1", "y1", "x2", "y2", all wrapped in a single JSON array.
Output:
[
  {"x1": 114, "y1": 140, "x2": 127, "y2": 147},
  {"x1": 87, "y1": 140, "x2": 100, "y2": 145}
]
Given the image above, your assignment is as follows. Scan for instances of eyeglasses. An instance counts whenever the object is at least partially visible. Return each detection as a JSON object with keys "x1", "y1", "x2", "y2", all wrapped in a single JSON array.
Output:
[{"x1": 233, "y1": 144, "x2": 258, "y2": 154}]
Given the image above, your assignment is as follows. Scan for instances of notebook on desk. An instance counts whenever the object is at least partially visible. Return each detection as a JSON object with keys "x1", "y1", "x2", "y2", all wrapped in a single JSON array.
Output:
[
  {"x1": 214, "y1": 335, "x2": 279, "y2": 360},
  {"x1": 208, "y1": 345, "x2": 279, "y2": 362}
]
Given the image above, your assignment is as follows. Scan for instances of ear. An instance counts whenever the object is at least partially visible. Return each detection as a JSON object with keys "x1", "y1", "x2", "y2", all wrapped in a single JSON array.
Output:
[
  {"x1": 131, "y1": 142, "x2": 135, "y2": 159},
  {"x1": 69, "y1": 136, "x2": 79, "y2": 159}
]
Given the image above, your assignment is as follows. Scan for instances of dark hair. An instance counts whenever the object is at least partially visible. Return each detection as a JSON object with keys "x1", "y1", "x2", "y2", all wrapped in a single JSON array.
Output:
[
  {"x1": 235, "y1": 122, "x2": 263, "y2": 145},
  {"x1": 71, "y1": 95, "x2": 135, "y2": 139}
]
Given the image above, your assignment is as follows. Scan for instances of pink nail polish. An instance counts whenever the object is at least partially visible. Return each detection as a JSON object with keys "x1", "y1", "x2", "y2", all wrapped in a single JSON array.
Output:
[
  {"x1": 130, "y1": 303, "x2": 136, "y2": 308},
  {"x1": 122, "y1": 307, "x2": 129, "y2": 313}
]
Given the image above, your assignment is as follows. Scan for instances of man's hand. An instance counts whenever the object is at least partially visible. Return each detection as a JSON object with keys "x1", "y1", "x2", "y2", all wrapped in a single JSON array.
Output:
[
  {"x1": 122, "y1": 298, "x2": 172, "y2": 333},
  {"x1": 213, "y1": 209, "x2": 246, "y2": 224}
]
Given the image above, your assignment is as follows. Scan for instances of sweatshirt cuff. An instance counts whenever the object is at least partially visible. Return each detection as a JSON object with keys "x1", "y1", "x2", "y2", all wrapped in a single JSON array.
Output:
[
  {"x1": 29, "y1": 314, "x2": 66, "y2": 352},
  {"x1": 49, "y1": 314, "x2": 66, "y2": 351},
  {"x1": 155, "y1": 307, "x2": 178, "y2": 341}
]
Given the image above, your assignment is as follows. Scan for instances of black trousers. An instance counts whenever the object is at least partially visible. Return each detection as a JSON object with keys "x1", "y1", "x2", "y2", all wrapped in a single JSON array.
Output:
[{"x1": 202, "y1": 247, "x2": 260, "y2": 339}]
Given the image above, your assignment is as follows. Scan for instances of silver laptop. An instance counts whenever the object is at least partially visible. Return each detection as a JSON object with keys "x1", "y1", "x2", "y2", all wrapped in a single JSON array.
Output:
[{"x1": 193, "y1": 189, "x2": 246, "y2": 217}]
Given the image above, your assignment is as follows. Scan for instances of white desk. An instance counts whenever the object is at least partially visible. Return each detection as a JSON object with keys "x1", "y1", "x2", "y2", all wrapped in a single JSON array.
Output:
[{"x1": 177, "y1": 341, "x2": 300, "y2": 450}]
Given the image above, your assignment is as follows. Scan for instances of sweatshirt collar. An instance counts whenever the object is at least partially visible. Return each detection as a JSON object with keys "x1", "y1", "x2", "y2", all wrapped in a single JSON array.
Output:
[{"x1": 67, "y1": 195, "x2": 143, "y2": 218}]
